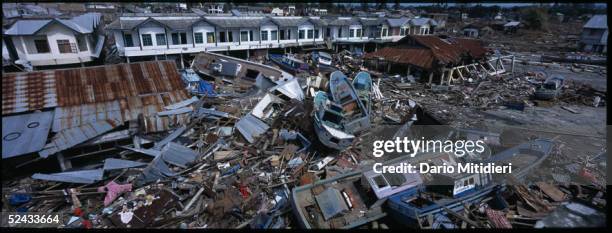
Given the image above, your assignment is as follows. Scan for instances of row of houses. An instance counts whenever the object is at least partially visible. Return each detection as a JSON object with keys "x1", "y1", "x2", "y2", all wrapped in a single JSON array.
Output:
[{"x1": 3, "y1": 13, "x2": 439, "y2": 68}]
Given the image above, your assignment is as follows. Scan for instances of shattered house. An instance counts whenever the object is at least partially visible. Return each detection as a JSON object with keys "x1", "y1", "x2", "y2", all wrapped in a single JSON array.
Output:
[
  {"x1": 363, "y1": 35, "x2": 490, "y2": 84},
  {"x1": 2, "y1": 61, "x2": 192, "y2": 168}
]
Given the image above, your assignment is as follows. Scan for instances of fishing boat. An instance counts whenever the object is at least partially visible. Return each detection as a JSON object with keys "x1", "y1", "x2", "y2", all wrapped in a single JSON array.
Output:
[
  {"x1": 312, "y1": 71, "x2": 371, "y2": 150},
  {"x1": 313, "y1": 91, "x2": 355, "y2": 150},
  {"x1": 352, "y1": 71, "x2": 373, "y2": 115},
  {"x1": 328, "y1": 71, "x2": 370, "y2": 134},
  {"x1": 535, "y1": 75, "x2": 564, "y2": 100},
  {"x1": 386, "y1": 139, "x2": 555, "y2": 228},
  {"x1": 291, "y1": 154, "x2": 423, "y2": 229},
  {"x1": 268, "y1": 54, "x2": 309, "y2": 75}
]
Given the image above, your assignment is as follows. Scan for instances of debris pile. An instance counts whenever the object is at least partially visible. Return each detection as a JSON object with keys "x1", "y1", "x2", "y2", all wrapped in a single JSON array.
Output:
[{"x1": 1, "y1": 47, "x2": 606, "y2": 229}]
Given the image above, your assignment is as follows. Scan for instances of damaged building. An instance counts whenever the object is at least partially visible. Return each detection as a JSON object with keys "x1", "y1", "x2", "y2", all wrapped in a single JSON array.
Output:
[
  {"x1": 2, "y1": 61, "x2": 192, "y2": 171},
  {"x1": 363, "y1": 35, "x2": 490, "y2": 84}
]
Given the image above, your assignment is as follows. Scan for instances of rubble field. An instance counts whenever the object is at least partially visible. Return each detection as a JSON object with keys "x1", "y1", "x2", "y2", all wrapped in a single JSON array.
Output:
[{"x1": 1, "y1": 48, "x2": 606, "y2": 229}]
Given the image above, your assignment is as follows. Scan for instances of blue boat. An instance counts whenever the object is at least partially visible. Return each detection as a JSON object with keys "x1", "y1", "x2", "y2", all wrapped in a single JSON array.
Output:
[
  {"x1": 386, "y1": 139, "x2": 555, "y2": 228},
  {"x1": 328, "y1": 71, "x2": 370, "y2": 135},
  {"x1": 268, "y1": 54, "x2": 309, "y2": 75},
  {"x1": 352, "y1": 71, "x2": 373, "y2": 115},
  {"x1": 312, "y1": 71, "x2": 370, "y2": 150}
]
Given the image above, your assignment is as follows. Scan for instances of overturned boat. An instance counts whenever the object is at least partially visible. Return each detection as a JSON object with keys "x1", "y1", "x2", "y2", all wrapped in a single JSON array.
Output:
[
  {"x1": 268, "y1": 54, "x2": 309, "y2": 75},
  {"x1": 352, "y1": 71, "x2": 373, "y2": 115},
  {"x1": 386, "y1": 139, "x2": 555, "y2": 228},
  {"x1": 313, "y1": 71, "x2": 370, "y2": 150}
]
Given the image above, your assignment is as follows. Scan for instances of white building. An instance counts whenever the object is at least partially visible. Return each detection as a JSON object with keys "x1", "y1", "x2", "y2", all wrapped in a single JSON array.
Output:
[
  {"x1": 271, "y1": 7, "x2": 284, "y2": 16},
  {"x1": 4, "y1": 13, "x2": 105, "y2": 67},
  {"x1": 106, "y1": 14, "x2": 437, "y2": 62}
]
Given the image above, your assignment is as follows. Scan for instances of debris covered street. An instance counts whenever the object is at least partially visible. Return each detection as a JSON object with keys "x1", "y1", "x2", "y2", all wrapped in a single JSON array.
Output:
[{"x1": 1, "y1": 2, "x2": 607, "y2": 229}]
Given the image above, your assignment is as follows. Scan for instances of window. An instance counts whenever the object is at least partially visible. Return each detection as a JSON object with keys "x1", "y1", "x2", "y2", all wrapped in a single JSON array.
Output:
[
  {"x1": 124, "y1": 33, "x2": 134, "y2": 47},
  {"x1": 307, "y1": 29, "x2": 313, "y2": 39},
  {"x1": 287, "y1": 30, "x2": 291, "y2": 39},
  {"x1": 382, "y1": 28, "x2": 388, "y2": 37},
  {"x1": 338, "y1": 28, "x2": 342, "y2": 37},
  {"x1": 77, "y1": 35, "x2": 88, "y2": 51},
  {"x1": 57, "y1": 40, "x2": 73, "y2": 53},
  {"x1": 314, "y1": 29, "x2": 319, "y2": 39},
  {"x1": 228, "y1": 31, "x2": 233, "y2": 42},
  {"x1": 249, "y1": 31, "x2": 253, "y2": 41},
  {"x1": 155, "y1": 33, "x2": 166, "y2": 46},
  {"x1": 206, "y1": 32, "x2": 215, "y2": 43},
  {"x1": 261, "y1": 31, "x2": 268, "y2": 41},
  {"x1": 180, "y1": 32, "x2": 187, "y2": 44},
  {"x1": 194, "y1": 32, "x2": 204, "y2": 44},
  {"x1": 171, "y1": 33, "x2": 179, "y2": 45},
  {"x1": 271, "y1": 30, "x2": 277, "y2": 40},
  {"x1": 468, "y1": 177, "x2": 475, "y2": 185},
  {"x1": 219, "y1": 31, "x2": 226, "y2": 42},
  {"x1": 240, "y1": 31, "x2": 249, "y2": 41},
  {"x1": 34, "y1": 37, "x2": 50, "y2": 53},
  {"x1": 298, "y1": 30, "x2": 305, "y2": 39},
  {"x1": 326, "y1": 28, "x2": 330, "y2": 37},
  {"x1": 400, "y1": 28, "x2": 406, "y2": 36},
  {"x1": 349, "y1": 29, "x2": 355, "y2": 37},
  {"x1": 356, "y1": 29, "x2": 362, "y2": 37},
  {"x1": 141, "y1": 34, "x2": 153, "y2": 46},
  {"x1": 280, "y1": 30, "x2": 285, "y2": 40}
]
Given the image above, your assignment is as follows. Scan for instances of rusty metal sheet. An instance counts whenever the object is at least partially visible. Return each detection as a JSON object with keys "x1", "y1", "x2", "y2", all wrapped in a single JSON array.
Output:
[{"x1": 2, "y1": 61, "x2": 186, "y2": 115}]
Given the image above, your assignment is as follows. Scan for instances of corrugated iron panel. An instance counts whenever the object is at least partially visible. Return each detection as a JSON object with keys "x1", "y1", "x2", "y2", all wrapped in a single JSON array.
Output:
[
  {"x1": 52, "y1": 89, "x2": 190, "y2": 133},
  {"x1": 39, "y1": 118, "x2": 123, "y2": 158},
  {"x1": 2, "y1": 61, "x2": 186, "y2": 115},
  {"x1": 2, "y1": 71, "x2": 57, "y2": 115},
  {"x1": 2, "y1": 111, "x2": 54, "y2": 158},
  {"x1": 364, "y1": 47, "x2": 435, "y2": 70}
]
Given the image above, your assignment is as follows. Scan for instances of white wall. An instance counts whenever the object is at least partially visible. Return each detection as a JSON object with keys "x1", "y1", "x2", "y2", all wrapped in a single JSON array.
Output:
[
  {"x1": 16, "y1": 23, "x2": 94, "y2": 65},
  {"x1": 260, "y1": 23, "x2": 279, "y2": 42},
  {"x1": 193, "y1": 21, "x2": 215, "y2": 45},
  {"x1": 138, "y1": 23, "x2": 166, "y2": 48}
]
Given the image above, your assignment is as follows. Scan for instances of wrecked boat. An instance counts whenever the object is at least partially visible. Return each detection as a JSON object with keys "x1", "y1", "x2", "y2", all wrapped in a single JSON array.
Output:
[
  {"x1": 268, "y1": 54, "x2": 309, "y2": 75},
  {"x1": 313, "y1": 91, "x2": 355, "y2": 149},
  {"x1": 291, "y1": 154, "x2": 424, "y2": 229},
  {"x1": 535, "y1": 75, "x2": 564, "y2": 100},
  {"x1": 386, "y1": 139, "x2": 555, "y2": 228},
  {"x1": 312, "y1": 51, "x2": 333, "y2": 66},
  {"x1": 352, "y1": 71, "x2": 373, "y2": 115},
  {"x1": 311, "y1": 51, "x2": 336, "y2": 73},
  {"x1": 328, "y1": 71, "x2": 371, "y2": 134},
  {"x1": 312, "y1": 71, "x2": 371, "y2": 150}
]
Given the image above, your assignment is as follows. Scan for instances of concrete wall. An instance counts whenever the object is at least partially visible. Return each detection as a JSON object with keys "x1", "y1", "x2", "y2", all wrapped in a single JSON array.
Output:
[{"x1": 13, "y1": 23, "x2": 95, "y2": 66}]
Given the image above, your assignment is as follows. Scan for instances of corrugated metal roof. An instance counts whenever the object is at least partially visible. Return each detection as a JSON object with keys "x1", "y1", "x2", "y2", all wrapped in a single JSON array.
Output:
[
  {"x1": 161, "y1": 142, "x2": 198, "y2": 168},
  {"x1": 2, "y1": 111, "x2": 54, "y2": 159},
  {"x1": 52, "y1": 89, "x2": 190, "y2": 133},
  {"x1": 410, "y1": 17, "x2": 436, "y2": 26},
  {"x1": 3, "y1": 61, "x2": 186, "y2": 115},
  {"x1": 584, "y1": 15, "x2": 607, "y2": 29},
  {"x1": 387, "y1": 17, "x2": 409, "y2": 27},
  {"x1": 206, "y1": 17, "x2": 264, "y2": 28},
  {"x1": 364, "y1": 47, "x2": 435, "y2": 69},
  {"x1": 39, "y1": 118, "x2": 123, "y2": 158},
  {"x1": 32, "y1": 169, "x2": 104, "y2": 184},
  {"x1": 235, "y1": 113, "x2": 269, "y2": 143},
  {"x1": 364, "y1": 35, "x2": 489, "y2": 69}
]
